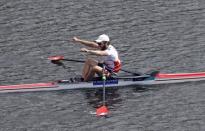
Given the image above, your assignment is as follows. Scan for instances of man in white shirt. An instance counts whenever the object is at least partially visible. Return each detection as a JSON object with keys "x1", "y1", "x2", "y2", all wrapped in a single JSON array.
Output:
[{"x1": 73, "y1": 34, "x2": 121, "y2": 81}]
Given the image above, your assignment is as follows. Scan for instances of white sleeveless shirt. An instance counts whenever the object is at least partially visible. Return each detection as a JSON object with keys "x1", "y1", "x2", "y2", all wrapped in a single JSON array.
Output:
[{"x1": 102, "y1": 45, "x2": 120, "y2": 69}]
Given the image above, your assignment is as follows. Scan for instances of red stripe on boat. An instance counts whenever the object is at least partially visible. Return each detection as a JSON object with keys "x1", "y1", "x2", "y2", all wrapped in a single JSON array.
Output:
[
  {"x1": 0, "y1": 82, "x2": 56, "y2": 90},
  {"x1": 156, "y1": 72, "x2": 205, "y2": 79}
]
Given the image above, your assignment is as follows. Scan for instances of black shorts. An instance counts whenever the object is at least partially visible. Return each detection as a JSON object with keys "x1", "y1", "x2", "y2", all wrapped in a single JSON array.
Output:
[{"x1": 98, "y1": 63, "x2": 113, "y2": 73}]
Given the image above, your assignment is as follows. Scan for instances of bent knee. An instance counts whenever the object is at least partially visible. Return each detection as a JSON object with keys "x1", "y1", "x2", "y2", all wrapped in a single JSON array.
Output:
[
  {"x1": 92, "y1": 66, "x2": 103, "y2": 73},
  {"x1": 85, "y1": 59, "x2": 98, "y2": 66}
]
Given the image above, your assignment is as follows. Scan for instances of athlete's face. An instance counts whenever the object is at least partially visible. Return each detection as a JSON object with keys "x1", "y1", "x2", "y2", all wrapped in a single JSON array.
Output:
[{"x1": 97, "y1": 41, "x2": 108, "y2": 50}]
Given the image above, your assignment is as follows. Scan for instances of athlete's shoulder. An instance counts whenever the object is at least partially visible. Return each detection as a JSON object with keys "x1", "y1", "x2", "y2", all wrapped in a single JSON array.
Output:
[{"x1": 108, "y1": 45, "x2": 116, "y2": 50}]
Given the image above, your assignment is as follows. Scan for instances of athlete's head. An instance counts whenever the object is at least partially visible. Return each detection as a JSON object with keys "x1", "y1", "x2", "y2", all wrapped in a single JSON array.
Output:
[{"x1": 95, "y1": 34, "x2": 110, "y2": 50}]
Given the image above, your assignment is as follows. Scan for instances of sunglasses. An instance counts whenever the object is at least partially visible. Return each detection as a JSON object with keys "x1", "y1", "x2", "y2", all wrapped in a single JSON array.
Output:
[
  {"x1": 97, "y1": 41, "x2": 107, "y2": 46},
  {"x1": 97, "y1": 42, "x2": 103, "y2": 45}
]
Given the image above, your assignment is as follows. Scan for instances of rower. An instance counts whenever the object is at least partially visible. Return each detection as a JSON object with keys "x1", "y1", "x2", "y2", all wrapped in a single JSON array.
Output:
[{"x1": 73, "y1": 34, "x2": 121, "y2": 81}]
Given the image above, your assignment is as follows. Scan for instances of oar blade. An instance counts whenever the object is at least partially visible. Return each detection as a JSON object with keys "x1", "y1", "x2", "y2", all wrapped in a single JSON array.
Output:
[
  {"x1": 48, "y1": 56, "x2": 64, "y2": 61},
  {"x1": 96, "y1": 105, "x2": 109, "y2": 116}
]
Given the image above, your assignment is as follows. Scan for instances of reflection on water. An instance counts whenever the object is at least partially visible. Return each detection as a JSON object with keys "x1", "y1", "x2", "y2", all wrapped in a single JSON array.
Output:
[
  {"x1": 84, "y1": 88, "x2": 122, "y2": 109},
  {"x1": 132, "y1": 86, "x2": 149, "y2": 92},
  {"x1": 85, "y1": 85, "x2": 153, "y2": 109}
]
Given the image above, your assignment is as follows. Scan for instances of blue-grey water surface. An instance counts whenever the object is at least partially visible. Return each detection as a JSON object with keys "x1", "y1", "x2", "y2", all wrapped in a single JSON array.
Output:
[{"x1": 0, "y1": 0, "x2": 205, "y2": 130}]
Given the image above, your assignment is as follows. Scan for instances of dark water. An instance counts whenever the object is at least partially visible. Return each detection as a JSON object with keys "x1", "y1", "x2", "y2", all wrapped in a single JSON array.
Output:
[{"x1": 1, "y1": 0, "x2": 205, "y2": 130}]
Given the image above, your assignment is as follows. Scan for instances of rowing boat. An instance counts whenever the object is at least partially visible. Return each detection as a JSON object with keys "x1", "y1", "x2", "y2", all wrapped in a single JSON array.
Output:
[{"x1": 1, "y1": 71, "x2": 205, "y2": 93}]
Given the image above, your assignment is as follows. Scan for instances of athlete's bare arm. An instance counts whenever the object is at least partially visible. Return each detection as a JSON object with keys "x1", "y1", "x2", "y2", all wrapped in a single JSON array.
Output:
[{"x1": 73, "y1": 37, "x2": 99, "y2": 49}]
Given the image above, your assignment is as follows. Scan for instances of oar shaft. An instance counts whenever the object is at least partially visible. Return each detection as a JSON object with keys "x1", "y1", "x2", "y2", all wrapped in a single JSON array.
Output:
[
  {"x1": 102, "y1": 65, "x2": 106, "y2": 106},
  {"x1": 63, "y1": 59, "x2": 84, "y2": 63},
  {"x1": 50, "y1": 56, "x2": 142, "y2": 75},
  {"x1": 120, "y1": 69, "x2": 141, "y2": 76},
  {"x1": 63, "y1": 59, "x2": 141, "y2": 75}
]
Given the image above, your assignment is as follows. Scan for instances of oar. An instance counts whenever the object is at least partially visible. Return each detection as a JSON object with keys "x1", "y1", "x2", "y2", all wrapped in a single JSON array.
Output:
[
  {"x1": 96, "y1": 65, "x2": 109, "y2": 116},
  {"x1": 48, "y1": 56, "x2": 141, "y2": 76},
  {"x1": 48, "y1": 56, "x2": 84, "y2": 63}
]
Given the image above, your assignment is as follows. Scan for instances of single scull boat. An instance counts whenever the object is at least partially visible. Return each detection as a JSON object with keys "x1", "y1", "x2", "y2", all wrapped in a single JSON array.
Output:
[{"x1": 1, "y1": 71, "x2": 205, "y2": 93}]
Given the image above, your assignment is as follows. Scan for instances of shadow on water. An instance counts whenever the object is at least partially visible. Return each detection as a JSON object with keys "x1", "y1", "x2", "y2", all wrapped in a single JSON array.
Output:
[
  {"x1": 84, "y1": 88, "x2": 122, "y2": 109},
  {"x1": 132, "y1": 85, "x2": 150, "y2": 92},
  {"x1": 54, "y1": 82, "x2": 160, "y2": 110},
  {"x1": 84, "y1": 85, "x2": 155, "y2": 109}
]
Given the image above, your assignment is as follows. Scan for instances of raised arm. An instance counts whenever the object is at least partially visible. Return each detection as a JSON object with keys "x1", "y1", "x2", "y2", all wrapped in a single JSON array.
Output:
[
  {"x1": 80, "y1": 48, "x2": 108, "y2": 56},
  {"x1": 73, "y1": 37, "x2": 99, "y2": 48}
]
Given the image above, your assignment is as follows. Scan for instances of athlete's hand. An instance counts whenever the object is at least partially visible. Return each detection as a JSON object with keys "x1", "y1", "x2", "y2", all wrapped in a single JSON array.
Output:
[
  {"x1": 73, "y1": 37, "x2": 80, "y2": 42},
  {"x1": 80, "y1": 48, "x2": 89, "y2": 53}
]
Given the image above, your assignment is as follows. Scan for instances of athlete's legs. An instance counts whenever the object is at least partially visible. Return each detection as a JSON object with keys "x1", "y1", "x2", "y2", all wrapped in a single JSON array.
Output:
[
  {"x1": 82, "y1": 59, "x2": 98, "y2": 79},
  {"x1": 84, "y1": 65, "x2": 103, "y2": 81}
]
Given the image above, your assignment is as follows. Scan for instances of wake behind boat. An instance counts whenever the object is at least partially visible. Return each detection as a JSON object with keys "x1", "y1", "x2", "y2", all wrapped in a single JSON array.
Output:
[{"x1": 1, "y1": 70, "x2": 205, "y2": 93}]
